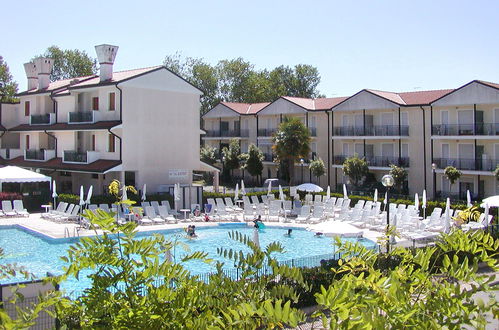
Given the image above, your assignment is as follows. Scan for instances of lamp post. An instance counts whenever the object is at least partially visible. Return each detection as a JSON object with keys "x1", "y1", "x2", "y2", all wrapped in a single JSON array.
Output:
[
  {"x1": 432, "y1": 163, "x2": 437, "y2": 199},
  {"x1": 300, "y1": 158, "x2": 304, "y2": 183},
  {"x1": 382, "y1": 174, "x2": 394, "y2": 253}
]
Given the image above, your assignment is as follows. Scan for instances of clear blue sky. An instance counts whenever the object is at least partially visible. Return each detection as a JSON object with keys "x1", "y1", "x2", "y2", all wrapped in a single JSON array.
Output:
[{"x1": 2, "y1": 0, "x2": 498, "y2": 97}]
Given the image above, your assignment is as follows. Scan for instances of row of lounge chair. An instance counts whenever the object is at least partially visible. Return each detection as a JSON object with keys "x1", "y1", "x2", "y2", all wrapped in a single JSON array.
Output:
[{"x1": 0, "y1": 200, "x2": 29, "y2": 217}]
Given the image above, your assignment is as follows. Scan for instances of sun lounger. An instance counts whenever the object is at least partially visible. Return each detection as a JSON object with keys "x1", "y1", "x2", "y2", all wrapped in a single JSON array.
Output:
[
  {"x1": 2, "y1": 200, "x2": 17, "y2": 217},
  {"x1": 13, "y1": 200, "x2": 29, "y2": 217},
  {"x1": 144, "y1": 206, "x2": 166, "y2": 224},
  {"x1": 157, "y1": 205, "x2": 177, "y2": 223}
]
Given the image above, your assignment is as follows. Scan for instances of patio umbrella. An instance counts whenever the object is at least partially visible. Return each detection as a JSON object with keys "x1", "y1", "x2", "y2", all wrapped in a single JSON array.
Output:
[
  {"x1": 86, "y1": 186, "x2": 93, "y2": 205},
  {"x1": 252, "y1": 227, "x2": 260, "y2": 248},
  {"x1": 296, "y1": 183, "x2": 323, "y2": 193},
  {"x1": 241, "y1": 180, "x2": 246, "y2": 195},
  {"x1": 141, "y1": 184, "x2": 147, "y2": 202},
  {"x1": 373, "y1": 188, "x2": 378, "y2": 203},
  {"x1": 51, "y1": 180, "x2": 58, "y2": 207},
  {"x1": 279, "y1": 185, "x2": 285, "y2": 201},
  {"x1": 422, "y1": 189, "x2": 427, "y2": 218},
  {"x1": 326, "y1": 186, "x2": 331, "y2": 200},
  {"x1": 481, "y1": 195, "x2": 499, "y2": 207},
  {"x1": 343, "y1": 184, "x2": 348, "y2": 199},
  {"x1": 467, "y1": 190, "x2": 472, "y2": 207},
  {"x1": 390, "y1": 213, "x2": 397, "y2": 245},
  {"x1": 443, "y1": 197, "x2": 451, "y2": 233},
  {"x1": 414, "y1": 193, "x2": 419, "y2": 210},
  {"x1": 122, "y1": 185, "x2": 128, "y2": 201},
  {"x1": 234, "y1": 183, "x2": 239, "y2": 200},
  {"x1": 267, "y1": 180, "x2": 272, "y2": 196},
  {"x1": 79, "y1": 185, "x2": 84, "y2": 206},
  {"x1": 174, "y1": 183, "x2": 181, "y2": 211},
  {"x1": 484, "y1": 203, "x2": 490, "y2": 229}
]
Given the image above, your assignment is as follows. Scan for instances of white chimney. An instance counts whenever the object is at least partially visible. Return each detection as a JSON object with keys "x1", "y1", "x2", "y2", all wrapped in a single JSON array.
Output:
[
  {"x1": 95, "y1": 44, "x2": 118, "y2": 82},
  {"x1": 34, "y1": 57, "x2": 53, "y2": 90},
  {"x1": 23, "y1": 62, "x2": 38, "y2": 90}
]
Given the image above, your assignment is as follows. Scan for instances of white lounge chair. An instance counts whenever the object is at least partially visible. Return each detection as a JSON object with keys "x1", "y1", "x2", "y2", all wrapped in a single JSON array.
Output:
[
  {"x1": 42, "y1": 202, "x2": 67, "y2": 219},
  {"x1": 144, "y1": 206, "x2": 166, "y2": 224},
  {"x1": 157, "y1": 205, "x2": 177, "y2": 224},
  {"x1": 2, "y1": 200, "x2": 17, "y2": 217},
  {"x1": 13, "y1": 200, "x2": 29, "y2": 217},
  {"x1": 295, "y1": 205, "x2": 311, "y2": 223}
]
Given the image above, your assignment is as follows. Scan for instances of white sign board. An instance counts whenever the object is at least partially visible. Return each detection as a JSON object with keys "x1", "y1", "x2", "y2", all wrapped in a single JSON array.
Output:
[{"x1": 169, "y1": 169, "x2": 189, "y2": 180}]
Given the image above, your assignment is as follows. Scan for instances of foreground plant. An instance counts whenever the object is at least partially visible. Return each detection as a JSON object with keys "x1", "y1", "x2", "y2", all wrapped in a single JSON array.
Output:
[
  {"x1": 56, "y1": 210, "x2": 305, "y2": 328},
  {"x1": 313, "y1": 229, "x2": 498, "y2": 329}
]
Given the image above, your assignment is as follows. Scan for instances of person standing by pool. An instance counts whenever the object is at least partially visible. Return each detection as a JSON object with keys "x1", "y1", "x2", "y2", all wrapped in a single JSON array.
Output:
[{"x1": 253, "y1": 215, "x2": 264, "y2": 229}]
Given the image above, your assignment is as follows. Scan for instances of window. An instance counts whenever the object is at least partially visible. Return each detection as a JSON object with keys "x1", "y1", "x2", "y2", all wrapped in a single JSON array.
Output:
[
  {"x1": 25, "y1": 135, "x2": 30, "y2": 149},
  {"x1": 91, "y1": 135, "x2": 96, "y2": 151},
  {"x1": 109, "y1": 93, "x2": 116, "y2": 111},
  {"x1": 108, "y1": 134, "x2": 115, "y2": 152},
  {"x1": 24, "y1": 101, "x2": 30, "y2": 116},
  {"x1": 92, "y1": 97, "x2": 99, "y2": 111}
]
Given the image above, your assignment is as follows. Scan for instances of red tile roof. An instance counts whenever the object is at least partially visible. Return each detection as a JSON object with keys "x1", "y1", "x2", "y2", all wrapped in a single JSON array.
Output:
[
  {"x1": 363, "y1": 88, "x2": 454, "y2": 106},
  {"x1": 8, "y1": 121, "x2": 121, "y2": 132},
  {"x1": 16, "y1": 75, "x2": 96, "y2": 96},
  {"x1": 6, "y1": 157, "x2": 121, "y2": 173},
  {"x1": 221, "y1": 102, "x2": 271, "y2": 115},
  {"x1": 477, "y1": 80, "x2": 499, "y2": 90},
  {"x1": 68, "y1": 66, "x2": 163, "y2": 89},
  {"x1": 282, "y1": 96, "x2": 349, "y2": 110}
]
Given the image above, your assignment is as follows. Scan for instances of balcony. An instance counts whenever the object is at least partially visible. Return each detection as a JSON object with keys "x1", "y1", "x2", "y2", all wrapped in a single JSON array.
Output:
[
  {"x1": 432, "y1": 123, "x2": 499, "y2": 136},
  {"x1": 68, "y1": 111, "x2": 100, "y2": 124},
  {"x1": 333, "y1": 125, "x2": 409, "y2": 137},
  {"x1": 30, "y1": 113, "x2": 55, "y2": 125},
  {"x1": 333, "y1": 155, "x2": 410, "y2": 167},
  {"x1": 24, "y1": 149, "x2": 56, "y2": 162},
  {"x1": 263, "y1": 153, "x2": 275, "y2": 162},
  {"x1": 204, "y1": 129, "x2": 248, "y2": 138},
  {"x1": 0, "y1": 148, "x2": 22, "y2": 160},
  {"x1": 433, "y1": 158, "x2": 498, "y2": 171},
  {"x1": 63, "y1": 150, "x2": 100, "y2": 164},
  {"x1": 257, "y1": 128, "x2": 277, "y2": 137}
]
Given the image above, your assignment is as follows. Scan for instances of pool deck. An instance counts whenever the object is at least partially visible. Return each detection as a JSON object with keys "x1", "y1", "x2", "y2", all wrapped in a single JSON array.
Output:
[{"x1": 0, "y1": 213, "x2": 410, "y2": 247}]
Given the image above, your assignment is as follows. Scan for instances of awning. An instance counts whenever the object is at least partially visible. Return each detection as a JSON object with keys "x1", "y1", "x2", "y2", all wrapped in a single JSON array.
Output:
[{"x1": 0, "y1": 166, "x2": 52, "y2": 184}]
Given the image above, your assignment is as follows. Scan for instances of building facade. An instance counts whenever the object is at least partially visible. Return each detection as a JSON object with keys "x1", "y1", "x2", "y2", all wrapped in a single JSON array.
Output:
[
  {"x1": 0, "y1": 44, "x2": 204, "y2": 196},
  {"x1": 202, "y1": 80, "x2": 499, "y2": 200}
]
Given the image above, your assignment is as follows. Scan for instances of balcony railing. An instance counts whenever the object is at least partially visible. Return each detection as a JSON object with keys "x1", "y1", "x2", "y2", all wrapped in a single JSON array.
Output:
[
  {"x1": 204, "y1": 129, "x2": 248, "y2": 138},
  {"x1": 433, "y1": 158, "x2": 498, "y2": 171},
  {"x1": 0, "y1": 148, "x2": 22, "y2": 160},
  {"x1": 257, "y1": 128, "x2": 277, "y2": 137},
  {"x1": 263, "y1": 153, "x2": 275, "y2": 162},
  {"x1": 24, "y1": 149, "x2": 56, "y2": 162},
  {"x1": 333, "y1": 155, "x2": 410, "y2": 167},
  {"x1": 63, "y1": 150, "x2": 100, "y2": 164},
  {"x1": 432, "y1": 123, "x2": 499, "y2": 136},
  {"x1": 333, "y1": 125, "x2": 409, "y2": 137},
  {"x1": 68, "y1": 111, "x2": 99, "y2": 124},
  {"x1": 30, "y1": 113, "x2": 55, "y2": 125}
]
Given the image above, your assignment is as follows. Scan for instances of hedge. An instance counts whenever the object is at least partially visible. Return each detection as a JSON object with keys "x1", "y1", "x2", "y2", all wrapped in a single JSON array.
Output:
[{"x1": 57, "y1": 193, "x2": 174, "y2": 207}]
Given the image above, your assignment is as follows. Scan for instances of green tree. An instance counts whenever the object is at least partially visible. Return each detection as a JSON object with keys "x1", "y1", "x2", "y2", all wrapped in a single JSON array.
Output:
[
  {"x1": 309, "y1": 157, "x2": 326, "y2": 185},
  {"x1": 200, "y1": 145, "x2": 218, "y2": 165},
  {"x1": 444, "y1": 166, "x2": 462, "y2": 193},
  {"x1": 242, "y1": 144, "x2": 264, "y2": 184},
  {"x1": 314, "y1": 230, "x2": 498, "y2": 329},
  {"x1": 0, "y1": 56, "x2": 18, "y2": 102},
  {"x1": 35, "y1": 46, "x2": 97, "y2": 81},
  {"x1": 389, "y1": 164, "x2": 408, "y2": 192},
  {"x1": 221, "y1": 138, "x2": 241, "y2": 178},
  {"x1": 272, "y1": 117, "x2": 311, "y2": 184},
  {"x1": 342, "y1": 155, "x2": 369, "y2": 187},
  {"x1": 56, "y1": 209, "x2": 306, "y2": 328}
]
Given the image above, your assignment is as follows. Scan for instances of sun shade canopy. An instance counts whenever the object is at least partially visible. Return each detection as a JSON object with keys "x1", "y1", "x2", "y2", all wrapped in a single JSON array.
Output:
[{"x1": 0, "y1": 166, "x2": 52, "y2": 184}]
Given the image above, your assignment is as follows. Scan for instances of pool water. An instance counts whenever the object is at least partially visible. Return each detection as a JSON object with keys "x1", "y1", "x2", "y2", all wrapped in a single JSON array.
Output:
[{"x1": 0, "y1": 224, "x2": 376, "y2": 294}]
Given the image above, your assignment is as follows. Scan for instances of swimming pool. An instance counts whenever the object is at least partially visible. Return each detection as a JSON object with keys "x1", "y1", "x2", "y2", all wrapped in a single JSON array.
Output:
[{"x1": 0, "y1": 224, "x2": 376, "y2": 294}]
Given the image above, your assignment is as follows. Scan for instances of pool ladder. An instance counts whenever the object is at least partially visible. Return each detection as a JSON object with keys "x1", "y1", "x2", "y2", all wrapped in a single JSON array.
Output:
[{"x1": 64, "y1": 227, "x2": 80, "y2": 238}]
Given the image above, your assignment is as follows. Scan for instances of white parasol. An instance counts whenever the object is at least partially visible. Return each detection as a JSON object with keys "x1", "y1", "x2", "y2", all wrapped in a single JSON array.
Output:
[
  {"x1": 443, "y1": 197, "x2": 451, "y2": 233},
  {"x1": 373, "y1": 188, "x2": 378, "y2": 203},
  {"x1": 79, "y1": 185, "x2": 84, "y2": 206},
  {"x1": 267, "y1": 180, "x2": 272, "y2": 196},
  {"x1": 279, "y1": 185, "x2": 285, "y2": 201},
  {"x1": 86, "y1": 186, "x2": 93, "y2": 205},
  {"x1": 234, "y1": 183, "x2": 239, "y2": 200},
  {"x1": 422, "y1": 189, "x2": 427, "y2": 218},
  {"x1": 343, "y1": 184, "x2": 348, "y2": 199},
  {"x1": 326, "y1": 186, "x2": 331, "y2": 201},
  {"x1": 52, "y1": 180, "x2": 58, "y2": 206},
  {"x1": 142, "y1": 184, "x2": 147, "y2": 202},
  {"x1": 414, "y1": 193, "x2": 419, "y2": 210},
  {"x1": 241, "y1": 180, "x2": 246, "y2": 195},
  {"x1": 122, "y1": 185, "x2": 128, "y2": 201},
  {"x1": 466, "y1": 190, "x2": 472, "y2": 208}
]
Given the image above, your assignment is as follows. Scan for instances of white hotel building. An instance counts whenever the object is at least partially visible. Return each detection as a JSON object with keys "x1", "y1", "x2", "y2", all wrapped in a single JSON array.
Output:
[
  {"x1": 0, "y1": 45, "x2": 206, "y2": 197},
  {"x1": 202, "y1": 81, "x2": 499, "y2": 200}
]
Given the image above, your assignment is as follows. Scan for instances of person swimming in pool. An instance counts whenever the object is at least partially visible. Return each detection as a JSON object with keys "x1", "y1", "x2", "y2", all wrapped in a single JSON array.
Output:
[
  {"x1": 284, "y1": 229, "x2": 293, "y2": 237},
  {"x1": 186, "y1": 225, "x2": 198, "y2": 238},
  {"x1": 253, "y1": 215, "x2": 263, "y2": 229},
  {"x1": 315, "y1": 232, "x2": 324, "y2": 237}
]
